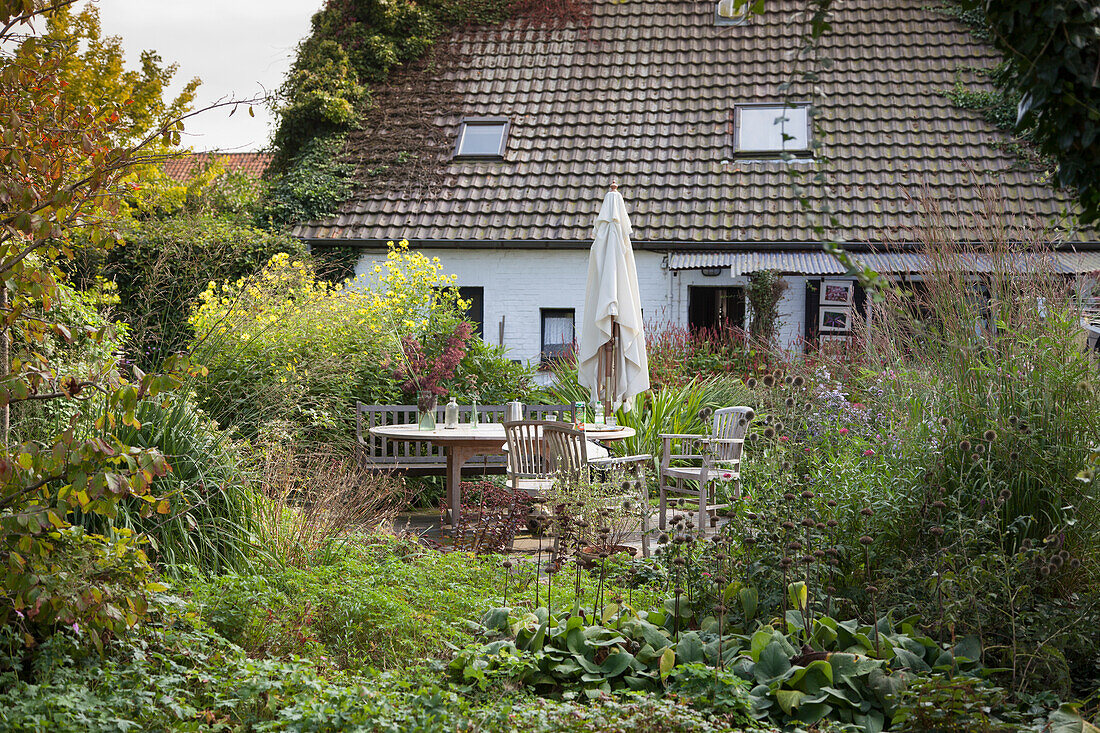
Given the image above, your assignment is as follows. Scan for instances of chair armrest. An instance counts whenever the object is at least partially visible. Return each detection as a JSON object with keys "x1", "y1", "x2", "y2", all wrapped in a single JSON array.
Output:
[
  {"x1": 705, "y1": 438, "x2": 745, "y2": 445},
  {"x1": 590, "y1": 454, "x2": 653, "y2": 467},
  {"x1": 658, "y1": 433, "x2": 704, "y2": 440}
]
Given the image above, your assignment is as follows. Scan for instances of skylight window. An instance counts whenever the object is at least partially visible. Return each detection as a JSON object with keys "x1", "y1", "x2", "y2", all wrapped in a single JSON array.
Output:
[
  {"x1": 716, "y1": 0, "x2": 749, "y2": 25},
  {"x1": 733, "y1": 104, "x2": 812, "y2": 157},
  {"x1": 454, "y1": 118, "x2": 509, "y2": 159}
]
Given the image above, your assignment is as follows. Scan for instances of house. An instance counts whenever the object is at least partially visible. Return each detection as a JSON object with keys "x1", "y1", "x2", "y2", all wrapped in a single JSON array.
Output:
[
  {"x1": 291, "y1": 0, "x2": 1099, "y2": 365},
  {"x1": 162, "y1": 152, "x2": 272, "y2": 182}
]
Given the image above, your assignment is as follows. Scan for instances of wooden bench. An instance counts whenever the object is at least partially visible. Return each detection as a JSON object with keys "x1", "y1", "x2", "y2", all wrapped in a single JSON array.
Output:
[{"x1": 356, "y1": 402, "x2": 577, "y2": 475}]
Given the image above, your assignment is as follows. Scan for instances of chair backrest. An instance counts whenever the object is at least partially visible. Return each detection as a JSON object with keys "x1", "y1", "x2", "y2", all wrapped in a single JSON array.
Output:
[
  {"x1": 710, "y1": 406, "x2": 753, "y2": 461},
  {"x1": 542, "y1": 423, "x2": 589, "y2": 480},
  {"x1": 503, "y1": 420, "x2": 557, "y2": 481}
]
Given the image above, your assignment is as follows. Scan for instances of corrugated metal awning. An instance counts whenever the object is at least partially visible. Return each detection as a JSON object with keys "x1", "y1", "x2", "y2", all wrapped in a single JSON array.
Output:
[{"x1": 666, "y1": 250, "x2": 1100, "y2": 276}]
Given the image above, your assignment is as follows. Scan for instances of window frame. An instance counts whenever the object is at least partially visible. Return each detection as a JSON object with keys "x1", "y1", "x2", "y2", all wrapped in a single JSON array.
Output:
[
  {"x1": 453, "y1": 117, "x2": 511, "y2": 160},
  {"x1": 540, "y1": 307, "x2": 576, "y2": 365},
  {"x1": 732, "y1": 102, "x2": 813, "y2": 158},
  {"x1": 715, "y1": 0, "x2": 750, "y2": 26}
]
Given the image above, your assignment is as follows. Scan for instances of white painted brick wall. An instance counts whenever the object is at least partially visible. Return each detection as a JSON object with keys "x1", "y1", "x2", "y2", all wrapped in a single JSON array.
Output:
[{"x1": 353, "y1": 249, "x2": 808, "y2": 364}]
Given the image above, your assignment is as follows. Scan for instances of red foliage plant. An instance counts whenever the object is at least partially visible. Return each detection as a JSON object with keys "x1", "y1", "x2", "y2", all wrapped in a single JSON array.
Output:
[{"x1": 393, "y1": 320, "x2": 474, "y2": 396}]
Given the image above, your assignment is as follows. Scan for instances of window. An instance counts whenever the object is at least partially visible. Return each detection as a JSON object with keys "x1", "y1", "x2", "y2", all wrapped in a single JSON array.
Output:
[
  {"x1": 715, "y1": 0, "x2": 749, "y2": 25},
  {"x1": 540, "y1": 308, "x2": 575, "y2": 363},
  {"x1": 733, "y1": 103, "x2": 811, "y2": 157},
  {"x1": 454, "y1": 118, "x2": 509, "y2": 159},
  {"x1": 688, "y1": 287, "x2": 746, "y2": 333},
  {"x1": 457, "y1": 286, "x2": 484, "y2": 337}
]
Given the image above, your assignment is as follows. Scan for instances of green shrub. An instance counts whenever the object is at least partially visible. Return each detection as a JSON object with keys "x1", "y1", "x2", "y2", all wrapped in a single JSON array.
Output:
[{"x1": 100, "y1": 392, "x2": 255, "y2": 575}]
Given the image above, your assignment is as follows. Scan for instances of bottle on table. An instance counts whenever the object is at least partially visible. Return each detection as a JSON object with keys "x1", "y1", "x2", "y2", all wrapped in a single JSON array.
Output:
[{"x1": 444, "y1": 397, "x2": 459, "y2": 429}]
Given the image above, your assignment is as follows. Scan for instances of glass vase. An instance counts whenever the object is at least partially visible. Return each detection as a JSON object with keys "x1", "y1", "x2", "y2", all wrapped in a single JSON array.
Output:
[{"x1": 417, "y1": 391, "x2": 438, "y2": 431}]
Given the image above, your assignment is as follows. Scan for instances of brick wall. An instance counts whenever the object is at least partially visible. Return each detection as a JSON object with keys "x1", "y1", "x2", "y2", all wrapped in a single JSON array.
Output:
[{"x1": 353, "y1": 248, "x2": 807, "y2": 364}]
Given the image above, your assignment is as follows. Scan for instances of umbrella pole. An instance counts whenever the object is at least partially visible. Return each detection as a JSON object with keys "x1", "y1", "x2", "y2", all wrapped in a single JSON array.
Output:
[{"x1": 602, "y1": 321, "x2": 618, "y2": 419}]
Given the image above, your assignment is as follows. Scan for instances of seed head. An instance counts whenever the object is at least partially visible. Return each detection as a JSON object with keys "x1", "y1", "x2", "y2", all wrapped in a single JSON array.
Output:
[
  {"x1": 763, "y1": 426, "x2": 776, "y2": 439},
  {"x1": 826, "y1": 499, "x2": 837, "y2": 508},
  {"x1": 1070, "y1": 558, "x2": 1082, "y2": 570},
  {"x1": 781, "y1": 521, "x2": 796, "y2": 530},
  {"x1": 970, "y1": 453, "x2": 981, "y2": 462},
  {"x1": 746, "y1": 377, "x2": 758, "y2": 389},
  {"x1": 959, "y1": 439, "x2": 972, "y2": 452},
  {"x1": 826, "y1": 519, "x2": 839, "y2": 528},
  {"x1": 975, "y1": 443, "x2": 985, "y2": 454},
  {"x1": 930, "y1": 526, "x2": 945, "y2": 537},
  {"x1": 658, "y1": 533, "x2": 669, "y2": 544},
  {"x1": 1038, "y1": 565, "x2": 1051, "y2": 577},
  {"x1": 746, "y1": 512, "x2": 758, "y2": 521},
  {"x1": 859, "y1": 535, "x2": 874, "y2": 545},
  {"x1": 793, "y1": 376, "x2": 805, "y2": 387},
  {"x1": 983, "y1": 429, "x2": 997, "y2": 442},
  {"x1": 932, "y1": 500, "x2": 947, "y2": 509},
  {"x1": 762, "y1": 375, "x2": 775, "y2": 388},
  {"x1": 502, "y1": 559, "x2": 513, "y2": 569},
  {"x1": 801, "y1": 490, "x2": 815, "y2": 500},
  {"x1": 860, "y1": 507, "x2": 874, "y2": 517},
  {"x1": 865, "y1": 585, "x2": 878, "y2": 594},
  {"x1": 801, "y1": 518, "x2": 815, "y2": 528},
  {"x1": 788, "y1": 540, "x2": 803, "y2": 550},
  {"x1": 785, "y1": 397, "x2": 796, "y2": 408}
]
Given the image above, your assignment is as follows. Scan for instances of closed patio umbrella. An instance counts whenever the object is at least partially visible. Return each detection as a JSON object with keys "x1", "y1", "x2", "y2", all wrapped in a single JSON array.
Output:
[{"x1": 578, "y1": 183, "x2": 650, "y2": 414}]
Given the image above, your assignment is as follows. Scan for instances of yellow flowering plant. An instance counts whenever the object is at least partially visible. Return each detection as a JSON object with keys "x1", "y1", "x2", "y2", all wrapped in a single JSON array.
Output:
[{"x1": 188, "y1": 240, "x2": 527, "y2": 442}]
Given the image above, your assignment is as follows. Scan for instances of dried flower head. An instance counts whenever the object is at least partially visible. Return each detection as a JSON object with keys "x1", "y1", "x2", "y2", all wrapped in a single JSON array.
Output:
[
  {"x1": 763, "y1": 426, "x2": 776, "y2": 439},
  {"x1": 983, "y1": 429, "x2": 997, "y2": 442},
  {"x1": 930, "y1": 526, "x2": 945, "y2": 536},
  {"x1": 826, "y1": 499, "x2": 837, "y2": 508},
  {"x1": 793, "y1": 375, "x2": 805, "y2": 387},
  {"x1": 788, "y1": 540, "x2": 803, "y2": 550},
  {"x1": 698, "y1": 406, "x2": 714, "y2": 421},
  {"x1": 782, "y1": 520, "x2": 796, "y2": 530},
  {"x1": 816, "y1": 522, "x2": 826, "y2": 530},
  {"x1": 801, "y1": 518, "x2": 815, "y2": 528},
  {"x1": 784, "y1": 375, "x2": 793, "y2": 385},
  {"x1": 762, "y1": 375, "x2": 775, "y2": 388},
  {"x1": 814, "y1": 549, "x2": 826, "y2": 558},
  {"x1": 859, "y1": 535, "x2": 874, "y2": 545},
  {"x1": 970, "y1": 453, "x2": 981, "y2": 462},
  {"x1": 975, "y1": 443, "x2": 986, "y2": 454},
  {"x1": 1038, "y1": 565, "x2": 1051, "y2": 577},
  {"x1": 658, "y1": 533, "x2": 669, "y2": 544},
  {"x1": 746, "y1": 377, "x2": 758, "y2": 389},
  {"x1": 781, "y1": 461, "x2": 792, "y2": 471},
  {"x1": 959, "y1": 439, "x2": 972, "y2": 452},
  {"x1": 932, "y1": 500, "x2": 947, "y2": 509},
  {"x1": 785, "y1": 397, "x2": 796, "y2": 408},
  {"x1": 502, "y1": 559, "x2": 513, "y2": 569},
  {"x1": 801, "y1": 490, "x2": 815, "y2": 500},
  {"x1": 826, "y1": 519, "x2": 839, "y2": 528},
  {"x1": 865, "y1": 585, "x2": 878, "y2": 594},
  {"x1": 940, "y1": 417, "x2": 950, "y2": 427},
  {"x1": 860, "y1": 507, "x2": 874, "y2": 517}
]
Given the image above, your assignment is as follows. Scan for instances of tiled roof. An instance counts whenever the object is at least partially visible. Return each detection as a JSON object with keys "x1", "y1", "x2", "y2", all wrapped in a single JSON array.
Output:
[
  {"x1": 294, "y1": 0, "x2": 1094, "y2": 245},
  {"x1": 161, "y1": 152, "x2": 272, "y2": 182}
]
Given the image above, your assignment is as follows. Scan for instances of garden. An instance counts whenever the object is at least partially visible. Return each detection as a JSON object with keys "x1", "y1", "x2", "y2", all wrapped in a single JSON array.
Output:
[{"x1": 3, "y1": 2, "x2": 1100, "y2": 732}]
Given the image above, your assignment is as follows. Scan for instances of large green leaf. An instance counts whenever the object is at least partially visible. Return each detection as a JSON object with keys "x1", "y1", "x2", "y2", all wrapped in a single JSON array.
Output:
[
  {"x1": 775, "y1": 688, "x2": 805, "y2": 715},
  {"x1": 755, "y1": 640, "x2": 792, "y2": 683},
  {"x1": 787, "y1": 659, "x2": 834, "y2": 694},
  {"x1": 677, "y1": 632, "x2": 705, "y2": 664},
  {"x1": 599, "y1": 650, "x2": 634, "y2": 677},
  {"x1": 659, "y1": 647, "x2": 676, "y2": 679}
]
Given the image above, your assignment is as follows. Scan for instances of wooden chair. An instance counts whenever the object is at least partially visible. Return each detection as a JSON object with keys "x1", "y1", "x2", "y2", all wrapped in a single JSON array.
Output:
[
  {"x1": 658, "y1": 406, "x2": 752, "y2": 533},
  {"x1": 503, "y1": 420, "x2": 560, "y2": 496},
  {"x1": 542, "y1": 423, "x2": 653, "y2": 554}
]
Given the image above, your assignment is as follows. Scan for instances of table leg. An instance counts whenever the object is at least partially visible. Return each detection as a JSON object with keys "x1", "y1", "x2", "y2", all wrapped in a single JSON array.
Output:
[{"x1": 445, "y1": 444, "x2": 479, "y2": 528}]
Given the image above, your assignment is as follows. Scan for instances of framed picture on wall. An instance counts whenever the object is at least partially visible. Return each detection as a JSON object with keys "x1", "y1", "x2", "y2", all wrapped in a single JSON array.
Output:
[
  {"x1": 820, "y1": 279, "x2": 854, "y2": 306},
  {"x1": 818, "y1": 307, "x2": 851, "y2": 332}
]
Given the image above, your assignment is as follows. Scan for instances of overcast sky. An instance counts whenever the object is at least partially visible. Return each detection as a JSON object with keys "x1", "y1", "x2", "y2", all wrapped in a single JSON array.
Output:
[{"x1": 95, "y1": 0, "x2": 322, "y2": 152}]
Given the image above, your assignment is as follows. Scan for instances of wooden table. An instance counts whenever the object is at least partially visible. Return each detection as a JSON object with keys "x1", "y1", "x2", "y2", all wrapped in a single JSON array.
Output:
[{"x1": 368, "y1": 422, "x2": 635, "y2": 526}]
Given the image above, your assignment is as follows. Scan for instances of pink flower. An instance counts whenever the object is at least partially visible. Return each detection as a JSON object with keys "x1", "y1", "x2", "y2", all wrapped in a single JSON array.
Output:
[
  {"x1": 779, "y1": 435, "x2": 789, "y2": 442},
  {"x1": 721, "y1": 472, "x2": 734, "y2": 480},
  {"x1": 71, "y1": 622, "x2": 80, "y2": 634},
  {"x1": 805, "y1": 447, "x2": 811, "y2": 453},
  {"x1": 839, "y1": 428, "x2": 849, "y2": 435},
  {"x1": 863, "y1": 449, "x2": 875, "y2": 456}
]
